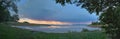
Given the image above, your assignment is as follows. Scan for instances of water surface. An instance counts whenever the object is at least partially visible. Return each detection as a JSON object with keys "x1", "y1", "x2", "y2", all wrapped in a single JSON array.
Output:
[{"x1": 12, "y1": 25, "x2": 101, "y2": 33}]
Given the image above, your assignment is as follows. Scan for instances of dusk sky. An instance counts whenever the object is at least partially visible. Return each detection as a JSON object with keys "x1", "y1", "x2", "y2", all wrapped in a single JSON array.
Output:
[{"x1": 17, "y1": 0, "x2": 98, "y2": 24}]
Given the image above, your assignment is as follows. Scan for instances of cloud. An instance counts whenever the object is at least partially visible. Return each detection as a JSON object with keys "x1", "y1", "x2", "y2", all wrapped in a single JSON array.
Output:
[
  {"x1": 18, "y1": 0, "x2": 98, "y2": 23},
  {"x1": 18, "y1": 18, "x2": 70, "y2": 25}
]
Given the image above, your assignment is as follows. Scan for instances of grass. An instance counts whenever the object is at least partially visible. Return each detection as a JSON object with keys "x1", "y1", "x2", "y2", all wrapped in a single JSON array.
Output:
[
  {"x1": 0, "y1": 23, "x2": 107, "y2": 39},
  {"x1": 34, "y1": 32, "x2": 107, "y2": 39},
  {"x1": 0, "y1": 23, "x2": 34, "y2": 39}
]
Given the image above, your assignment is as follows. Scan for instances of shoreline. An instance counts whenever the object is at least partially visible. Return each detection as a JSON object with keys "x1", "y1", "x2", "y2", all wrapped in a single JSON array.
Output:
[{"x1": 88, "y1": 25, "x2": 103, "y2": 28}]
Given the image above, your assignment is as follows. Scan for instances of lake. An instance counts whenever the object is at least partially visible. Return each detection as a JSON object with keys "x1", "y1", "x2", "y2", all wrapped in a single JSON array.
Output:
[{"x1": 12, "y1": 24, "x2": 101, "y2": 33}]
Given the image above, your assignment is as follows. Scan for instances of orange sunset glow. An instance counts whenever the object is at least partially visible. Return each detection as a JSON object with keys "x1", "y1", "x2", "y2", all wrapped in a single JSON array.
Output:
[{"x1": 18, "y1": 18, "x2": 71, "y2": 25}]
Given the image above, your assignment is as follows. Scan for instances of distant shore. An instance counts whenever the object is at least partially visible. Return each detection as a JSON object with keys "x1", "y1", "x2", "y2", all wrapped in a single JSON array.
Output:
[
  {"x1": 88, "y1": 25, "x2": 103, "y2": 28},
  {"x1": 9, "y1": 22, "x2": 50, "y2": 26}
]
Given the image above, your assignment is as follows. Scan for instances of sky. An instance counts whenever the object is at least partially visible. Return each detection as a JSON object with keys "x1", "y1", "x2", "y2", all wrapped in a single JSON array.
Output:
[{"x1": 17, "y1": 0, "x2": 98, "y2": 24}]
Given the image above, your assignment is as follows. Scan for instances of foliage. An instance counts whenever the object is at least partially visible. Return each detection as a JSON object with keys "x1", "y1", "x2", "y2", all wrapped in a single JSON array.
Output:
[
  {"x1": 55, "y1": 0, "x2": 120, "y2": 15},
  {"x1": 81, "y1": 28, "x2": 89, "y2": 32},
  {"x1": 0, "y1": 0, "x2": 18, "y2": 13},
  {"x1": 55, "y1": 0, "x2": 120, "y2": 39},
  {"x1": 0, "y1": 7, "x2": 11, "y2": 22},
  {"x1": 100, "y1": 7, "x2": 120, "y2": 39},
  {"x1": 91, "y1": 22, "x2": 101, "y2": 25},
  {"x1": 10, "y1": 14, "x2": 19, "y2": 22},
  {"x1": 0, "y1": 0, "x2": 19, "y2": 23},
  {"x1": 23, "y1": 21, "x2": 29, "y2": 24},
  {"x1": 91, "y1": 21, "x2": 105, "y2": 25}
]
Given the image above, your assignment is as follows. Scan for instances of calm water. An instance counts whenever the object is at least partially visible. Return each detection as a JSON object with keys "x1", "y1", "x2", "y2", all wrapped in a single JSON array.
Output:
[{"x1": 12, "y1": 25, "x2": 101, "y2": 33}]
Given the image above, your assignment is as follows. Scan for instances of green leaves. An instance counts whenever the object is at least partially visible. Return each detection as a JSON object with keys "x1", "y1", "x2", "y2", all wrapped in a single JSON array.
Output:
[
  {"x1": 55, "y1": 0, "x2": 120, "y2": 39},
  {"x1": 0, "y1": 0, "x2": 19, "y2": 22}
]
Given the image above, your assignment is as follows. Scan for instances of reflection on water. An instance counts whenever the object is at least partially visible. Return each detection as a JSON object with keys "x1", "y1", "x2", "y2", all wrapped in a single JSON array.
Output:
[
  {"x1": 12, "y1": 25, "x2": 101, "y2": 33},
  {"x1": 47, "y1": 26, "x2": 70, "y2": 28},
  {"x1": 48, "y1": 26, "x2": 61, "y2": 28}
]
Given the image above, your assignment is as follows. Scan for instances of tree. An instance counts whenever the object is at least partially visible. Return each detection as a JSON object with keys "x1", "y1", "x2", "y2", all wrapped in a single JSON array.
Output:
[
  {"x1": 10, "y1": 14, "x2": 19, "y2": 22},
  {"x1": 100, "y1": 7, "x2": 120, "y2": 39},
  {"x1": 91, "y1": 21, "x2": 105, "y2": 25},
  {"x1": 23, "y1": 21, "x2": 29, "y2": 24},
  {"x1": 0, "y1": 0, "x2": 19, "y2": 23},
  {"x1": 55, "y1": 0, "x2": 120, "y2": 39}
]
